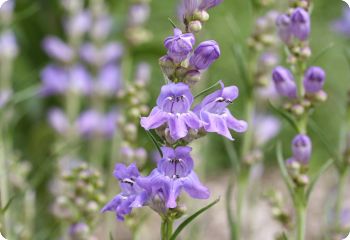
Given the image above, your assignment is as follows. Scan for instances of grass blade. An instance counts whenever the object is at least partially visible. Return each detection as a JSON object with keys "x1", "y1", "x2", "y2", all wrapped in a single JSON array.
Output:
[
  {"x1": 276, "y1": 142, "x2": 294, "y2": 195},
  {"x1": 269, "y1": 101, "x2": 300, "y2": 132},
  {"x1": 169, "y1": 198, "x2": 220, "y2": 240},
  {"x1": 145, "y1": 130, "x2": 163, "y2": 158},
  {"x1": 194, "y1": 81, "x2": 221, "y2": 99}
]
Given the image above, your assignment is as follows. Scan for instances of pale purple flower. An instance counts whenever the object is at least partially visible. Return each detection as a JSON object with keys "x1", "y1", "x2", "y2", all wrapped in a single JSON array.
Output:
[
  {"x1": 69, "y1": 64, "x2": 92, "y2": 94},
  {"x1": 137, "y1": 146, "x2": 209, "y2": 208},
  {"x1": 190, "y1": 40, "x2": 220, "y2": 70},
  {"x1": 128, "y1": 4, "x2": 150, "y2": 27},
  {"x1": 80, "y1": 42, "x2": 123, "y2": 66},
  {"x1": 0, "y1": 30, "x2": 18, "y2": 59},
  {"x1": 303, "y1": 66, "x2": 325, "y2": 93},
  {"x1": 178, "y1": 0, "x2": 222, "y2": 19},
  {"x1": 291, "y1": 134, "x2": 312, "y2": 164},
  {"x1": 332, "y1": 8, "x2": 350, "y2": 37},
  {"x1": 290, "y1": 8, "x2": 310, "y2": 41},
  {"x1": 164, "y1": 28, "x2": 195, "y2": 63},
  {"x1": 198, "y1": 0, "x2": 223, "y2": 10},
  {"x1": 141, "y1": 83, "x2": 201, "y2": 141},
  {"x1": 90, "y1": 15, "x2": 113, "y2": 41},
  {"x1": 0, "y1": 0, "x2": 15, "y2": 22},
  {"x1": 253, "y1": 115, "x2": 280, "y2": 146},
  {"x1": 48, "y1": 108, "x2": 69, "y2": 134},
  {"x1": 95, "y1": 65, "x2": 122, "y2": 96},
  {"x1": 0, "y1": 89, "x2": 12, "y2": 108},
  {"x1": 69, "y1": 222, "x2": 89, "y2": 238},
  {"x1": 101, "y1": 163, "x2": 148, "y2": 221},
  {"x1": 194, "y1": 82, "x2": 248, "y2": 140},
  {"x1": 43, "y1": 36, "x2": 74, "y2": 63},
  {"x1": 64, "y1": 10, "x2": 91, "y2": 39},
  {"x1": 272, "y1": 66, "x2": 297, "y2": 98},
  {"x1": 135, "y1": 63, "x2": 151, "y2": 85},
  {"x1": 276, "y1": 14, "x2": 292, "y2": 44},
  {"x1": 40, "y1": 65, "x2": 69, "y2": 95}
]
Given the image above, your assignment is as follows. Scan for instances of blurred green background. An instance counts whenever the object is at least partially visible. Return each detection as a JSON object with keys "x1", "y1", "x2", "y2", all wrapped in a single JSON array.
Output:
[{"x1": 7, "y1": 0, "x2": 350, "y2": 238}]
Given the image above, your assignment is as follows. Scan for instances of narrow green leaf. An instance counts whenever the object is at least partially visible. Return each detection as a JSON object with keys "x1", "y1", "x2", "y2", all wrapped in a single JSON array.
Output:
[
  {"x1": 269, "y1": 101, "x2": 300, "y2": 133},
  {"x1": 344, "y1": 48, "x2": 350, "y2": 69},
  {"x1": 11, "y1": 85, "x2": 40, "y2": 105},
  {"x1": 280, "y1": 232, "x2": 289, "y2": 240},
  {"x1": 309, "y1": 42, "x2": 335, "y2": 65},
  {"x1": 145, "y1": 130, "x2": 163, "y2": 158},
  {"x1": 169, "y1": 198, "x2": 220, "y2": 240},
  {"x1": 168, "y1": 18, "x2": 177, "y2": 29},
  {"x1": 276, "y1": 142, "x2": 294, "y2": 195},
  {"x1": 1, "y1": 195, "x2": 16, "y2": 215},
  {"x1": 225, "y1": 176, "x2": 238, "y2": 240},
  {"x1": 306, "y1": 158, "x2": 334, "y2": 200},
  {"x1": 109, "y1": 232, "x2": 114, "y2": 240},
  {"x1": 194, "y1": 81, "x2": 221, "y2": 99},
  {"x1": 231, "y1": 46, "x2": 251, "y2": 96}
]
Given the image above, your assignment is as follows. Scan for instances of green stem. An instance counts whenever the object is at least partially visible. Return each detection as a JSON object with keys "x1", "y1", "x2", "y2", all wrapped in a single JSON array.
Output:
[
  {"x1": 161, "y1": 218, "x2": 173, "y2": 240},
  {"x1": 235, "y1": 171, "x2": 249, "y2": 239},
  {"x1": 0, "y1": 125, "x2": 10, "y2": 236},
  {"x1": 294, "y1": 187, "x2": 306, "y2": 240},
  {"x1": 335, "y1": 167, "x2": 349, "y2": 229}
]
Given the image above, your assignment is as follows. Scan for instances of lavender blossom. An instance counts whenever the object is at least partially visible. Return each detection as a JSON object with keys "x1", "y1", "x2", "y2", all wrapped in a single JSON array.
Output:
[
  {"x1": 164, "y1": 28, "x2": 195, "y2": 63},
  {"x1": 43, "y1": 36, "x2": 74, "y2": 63},
  {"x1": 128, "y1": 4, "x2": 150, "y2": 27},
  {"x1": 303, "y1": 66, "x2": 326, "y2": 93},
  {"x1": 190, "y1": 40, "x2": 220, "y2": 70},
  {"x1": 253, "y1": 115, "x2": 280, "y2": 146},
  {"x1": 272, "y1": 66, "x2": 297, "y2": 98},
  {"x1": 0, "y1": 30, "x2": 18, "y2": 59},
  {"x1": 137, "y1": 146, "x2": 209, "y2": 209},
  {"x1": 198, "y1": 0, "x2": 223, "y2": 10},
  {"x1": 64, "y1": 10, "x2": 91, "y2": 39},
  {"x1": 0, "y1": 0, "x2": 15, "y2": 23},
  {"x1": 140, "y1": 83, "x2": 201, "y2": 141},
  {"x1": 290, "y1": 8, "x2": 310, "y2": 41},
  {"x1": 95, "y1": 65, "x2": 122, "y2": 96},
  {"x1": 291, "y1": 134, "x2": 312, "y2": 165},
  {"x1": 80, "y1": 42, "x2": 123, "y2": 67},
  {"x1": 101, "y1": 163, "x2": 148, "y2": 221},
  {"x1": 90, "y1": 15, "x2": 113, "y2": 41},
  {"x1": 332, "y1": 8, "x2": 350, "y2": 37},
  {"x1": 194, "y1": 82, "x2": 248, "y2": 140},
  {"x1": 0, "y1": 90, "x2": 12, "y2": 108},
  {"x1": 48, "y1": 108, "x2": 69, "y2": 135}
]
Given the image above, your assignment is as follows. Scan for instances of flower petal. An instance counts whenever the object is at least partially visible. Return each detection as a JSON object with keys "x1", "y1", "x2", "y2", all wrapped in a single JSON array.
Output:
[
  {"x1": 182, "y1": 171, "x2": 210, "y2": 199},
  {"x1": 140, "y1": 107, "x2": 168, "y2": 130},
  {"x1": 168, "y1": 115, "x2": 188, "y2": 140}
]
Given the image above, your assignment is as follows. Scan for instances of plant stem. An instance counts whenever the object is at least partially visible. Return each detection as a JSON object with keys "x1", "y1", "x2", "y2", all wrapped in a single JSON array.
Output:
[
  {"x1": 335, "y1": 166, "x2": 349, "y2": 229},
  {"x1": 294, "y1": 187, "x2": 306, "y2": 240},
  {"x1": 0, "y1": 125, "x2": 10, "y2": 236},
  {"x1": 161, "y1": 218, "x2": 173, "y2": 240}
]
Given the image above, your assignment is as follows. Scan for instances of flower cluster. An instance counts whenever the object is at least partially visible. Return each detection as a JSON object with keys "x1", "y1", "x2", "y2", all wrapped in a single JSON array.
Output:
[
  {"x1": 160, "y1": 28, "x2": 220, "y2": 86},
  {"x1": 103, "y1": 0, "x2": 248, "y2": 223},
  {"x1": 51, "y1": 158, "x2": 105, "y2": 239}
]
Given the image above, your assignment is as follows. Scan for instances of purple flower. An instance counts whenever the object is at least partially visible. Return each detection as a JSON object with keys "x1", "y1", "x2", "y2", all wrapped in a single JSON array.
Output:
[
  {"x1": 0, "y1": 30, "x2": 18, "y2": 59},
  {"x1": 48, "y1": 108, "x2": 69, "y2": 134},
  {"x1": 128, "y1": 4, "x2": 150, "y2": 27},
  {"x1": 137, "y1": 146, "x2": 209, "y2": 209},
  {"x1": 140, "y1": 83, "x2": 201, "y2": 141},
  {"x1": 0, "y1": 0, "x2": 15, "y2": 22},
  {"x1": 332, "y1": 8, "x2": 350, "y2": 37},
  {"x1": 0, "y1": 89, "x2": 12, "y2": 108},
  {"x1": 43, "y1": 36, "x2": 74, "y2": 63},
  {"x1": 194, "y1": 82, "x2": 248, "y2": 140},
  {"x1": 69, "y1": 223, "x2": 89, "y2": 238},
  {"x1": 272, "y1": 66, "x2": 297, "y2": 98},
  {"x1": 64, "y1": 10, "x2": 91, "y2": 39},
  {"x1": 198, "y1": 0, "x2": 223, "y2": 10},
  {"x1": 91, "y1": 15, "x2": 113, "y2": 41},
  {"x1": 135, "y1": 63, "x2": 151, "y2": 85},
  {"x1": 80, "y1": 42, "x2": 123, "y2": 66},
  {"x1": 164, "y1": 28, "x2": 195, "y2": 63},
  {"x1": 101, "y1": 163, "x2": 148, "y2": 221},
  {"x1": 276, "y1": 14, "x2": 292, "y2": 44},
  {"x1": 95, "y1": 65, "x2": 122, "y2": 96},
  {"x1": 253, "y1": 115, "x2": 280, "y2": 146},
  {"x1": 190, "y1": 40, "x2": 220, "y2": 70},
  {"x1": 291, "y1": 134, "x2": 312, "y2": 164},
  {"x1": 290, "y1": 8, "x2": 310, "y2": 41},
  {"x1": 303, "y1": 66, "x2": 325, "y2": 93}
]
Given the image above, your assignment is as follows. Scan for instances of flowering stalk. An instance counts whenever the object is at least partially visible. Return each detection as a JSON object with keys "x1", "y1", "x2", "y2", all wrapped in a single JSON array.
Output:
[
  {"x1": 272, "y1": 1, "x2": 329, "y2": 239},
  {"x1": 102, "y1": 1, "x2": 247, "y2": 239}
]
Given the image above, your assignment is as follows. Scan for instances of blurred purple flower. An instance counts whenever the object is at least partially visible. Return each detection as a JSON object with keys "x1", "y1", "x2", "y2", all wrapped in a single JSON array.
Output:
[
  {"x1": 291, "y1": 134, "x2": 312, "y2": 164},
  {"x1": 290, "y1": 8, "x2": 310, "y2": 41},
  {"x1": 43, "y1": 36, "x2": 74, "y2": 63},
  {"x1": 194, "y1": 82, "x2": 248, "y2": 140},
  {"x1": 332, "y1": 8, "x2": 350, "y2": 37},
  {"x1": 0, "y1": 0, "x2": 15, "y2": 22},
  {"x1": 276, "y1": 14, "x2": 292, "y2": 45},
  {"x1": 137, "y1": 146, "x2": 209, "y2": 208},
  {"x1": 95, "y1": 65, "x2": 122, "y2": 96},
  {"x1": 190, "y1": 40, "x2": 220, "y2": 70},
  {"x1": 141, "y1": 83, "x2": 201, "y2": 141},
  {"x1": 178, "y1": 0, "x2": 223, "y2": 19},
  {"x1": 48, "y1": 108, "x2": 69, "y2": 134},
  {"x1": 303, "y1": 66, "x2": 325, "y2": 93},
  {"x1": 0, "y1": 30, "x2": 18, "y2": 59},
  {"x1": 128, "y1": 4, "x2": 150, "y2": 27},
  {"x1": 253, "y1": 115, "x2": 280, "y2": 146},
  {"x1": 164, "y1": 28, "x2": 195, "y2": 63},
  {"x1": 272, "y1": 66, "x2": 297, "y2": 98},
  {"x1": 135, "y1": 63, "x2": 151, "y2": 85},
  {"x1": 198, "y1": 0, "x2": 223, "y2": 10},
  {"x1": 80, "y1": 42, "x2": 123, "y2": 66},
  {"x1": 0, "y1": 89, "x2": 12, "y2": 108},
  {"x1": 64, "y1": 10, "x2": 91, "y2": 39},
  {"x1": 101, "y1": 163, "x2": 148, "y2": 221},
  {"x1": 69, "y1": 222, "x2": 89, "y2": 238},
  {"x1": 91, "y1": 15, "x2": 113, "y2": 41}
]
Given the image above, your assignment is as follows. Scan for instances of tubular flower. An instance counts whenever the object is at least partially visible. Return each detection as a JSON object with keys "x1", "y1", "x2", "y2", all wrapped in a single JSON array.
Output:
[
  {"x1": 303, "y1": 66, "x2": 326, "y2": 93},
  {"x1": 194, "y1": 82, "x2": 248, "y2": 140},
  {"x1": 137, "y1": 146, "x2": 210, "y2": 209},
  {"x1": 101, "y1": 164, "x2": 148, "y2": 221},
  {"x1": 190, "y1": 40, "x2": 220, "y2": 70},
  {"x1": 272, "y1": 66, "x2": 297, "y2": 99},
  {"x1": 140, "y1": 83, "x2": 201, "y2": 141},
  {"x1": 164, "y1": 28, "x2": 195, "y2": 63}
]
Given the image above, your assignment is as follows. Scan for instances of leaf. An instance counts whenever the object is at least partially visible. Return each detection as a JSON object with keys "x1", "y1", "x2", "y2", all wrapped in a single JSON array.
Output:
[
  {"x1": 194, "y1": 81, "x2": 221, "y2": 99},
  {"x1": 280, "y1": 232, "x2": 289, "y2": 240},
  {"x1": 145, "y1": 130, "x2": 163, "y2": 158},
  {"x1": 169, "y1": 198, "x2": 220, "y2": 240},
  {"x1": 276, "y1": 142, "x2": 294, "y2": 195},
  {"x1": 231, "y1": 46, "x2": 251, "y2": 96},
  {"x1": 11, "y1": 85, "x2": 40, "y2": 105},
  {"x1": 168, "y1": 18, "x2": 177, "y2": 28},
  {"x1": 306, "y1": 158, "x2": 334, "y2": 200},
  {"x1": 269, "y1": 101, "x2": 300, "y2": 133},
  {"x1": 1, "y1": 195, "x2": 16, "y2": 215},
  {"x1": 225, "y1": 176, "x2": 238, "y2": 240},
  {"x1": 309, "y1": 42, "x2": 335, "y2": 65}
]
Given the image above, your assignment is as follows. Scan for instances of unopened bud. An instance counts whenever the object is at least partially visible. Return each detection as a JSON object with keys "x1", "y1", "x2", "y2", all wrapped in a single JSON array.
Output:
[
  {"x1": 193, "y1": 10, "x2": 209, "y2": 22},
  {"x1": 189, "y1": 20, "x2": 202, "y2": 33}
]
